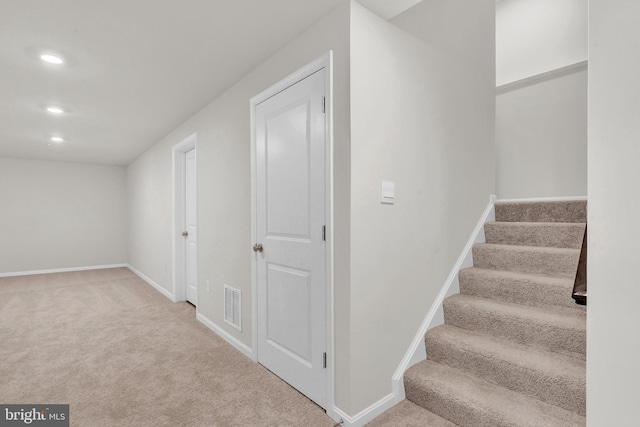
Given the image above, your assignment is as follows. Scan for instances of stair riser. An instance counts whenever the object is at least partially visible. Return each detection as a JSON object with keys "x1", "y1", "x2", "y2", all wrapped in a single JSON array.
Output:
[
  {"x1": 459, "y1": 269, "x2": 582, "y2": 312},
  {"x1": 425, "y1": 332, "x2": 586, "y2": 415},
  {"x1": 484, "y1": 222, "x2": 585, "y2": 249},
  {"x1": 444, "y1": 299, "x2": 586, "y2": 356},
  {"x1": 365, "y1": 401, "x2": 457, "y2": 427},
  {"x1": 473, "y1": 245, "x2": 579, "y2": 278},
  {"x1": 495, "y1": 200, "x2": 587, "y2": 223}
]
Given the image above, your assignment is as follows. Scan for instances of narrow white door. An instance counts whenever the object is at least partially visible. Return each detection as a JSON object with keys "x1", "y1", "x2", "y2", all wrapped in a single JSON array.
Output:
[
  {"x1": 254, "y1": 69, "x2": 327, "y2": 408},
  {"x1": 185, "y1": 148, "x2": 197, "y2": 305}
]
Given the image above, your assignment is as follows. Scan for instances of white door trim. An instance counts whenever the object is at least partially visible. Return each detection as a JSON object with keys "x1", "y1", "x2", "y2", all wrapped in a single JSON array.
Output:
[
  {"x1": 172, "y1": 133, "x2": 197, "y2": 304},
  {"x1": 250, "y1": 51, "x2": 334, "y2": 412}
]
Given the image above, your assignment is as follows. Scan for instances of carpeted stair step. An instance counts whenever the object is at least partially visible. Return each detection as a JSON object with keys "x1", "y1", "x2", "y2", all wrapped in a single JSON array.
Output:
[
  {"x1": 484, "y1": 221, "x2": 585, "y2": 249},
  {"x1": 473, "y1": 243, "x2": 580, "y2": 278},
  {"x1": 443, "y1": 294, "x2": 585, "y2": 356},
  {"x1": 404, "y1": 359, "x2": 585, "y2": 427},
  {"x1": 495, "y1": 200, "x2": 587, "y2": 223},
  {"x1": 365, "y1": 400, "x2": 457, "y2": 427},
  {"x1": 425, "y1": 324, "x2": 586, "y2": 415},
  {"x1": 459, "y1": 267, "x2": 585, "y2": 312}
]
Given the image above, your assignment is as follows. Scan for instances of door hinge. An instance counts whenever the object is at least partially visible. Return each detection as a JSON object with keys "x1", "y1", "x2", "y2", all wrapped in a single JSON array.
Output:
[
  {"x1": 323, "y1": 352, "x2": 327, "y2": 369},
  {"x1": 322, "y1": 225, "x2": 326, "y2": 241},
  {"x1": 322, "y1": 96, "x2": 326, "y2": 113}
]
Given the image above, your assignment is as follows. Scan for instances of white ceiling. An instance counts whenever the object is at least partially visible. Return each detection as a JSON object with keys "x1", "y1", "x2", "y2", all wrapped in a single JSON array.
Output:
[
  {"x1": 357, "y1": 0, "x2": 423, "y2": 20},
  {"x1": 0, "y1": 0, "x2": 348, "y2": 166}
]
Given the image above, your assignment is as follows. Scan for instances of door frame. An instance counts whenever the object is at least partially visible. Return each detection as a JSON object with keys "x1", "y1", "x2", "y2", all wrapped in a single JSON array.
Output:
[
  {"x1": 172, "y1": 133, "x2": 197, "y2": 304},
  {"x1": 249, "y1": 51, "x2": 334, "y2": 410}
]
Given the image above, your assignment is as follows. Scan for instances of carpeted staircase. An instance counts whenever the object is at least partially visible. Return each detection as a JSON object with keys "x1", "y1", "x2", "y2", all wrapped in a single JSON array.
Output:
[{"x1": 368, "y1": 200, "x2": 587, "y2": 427}]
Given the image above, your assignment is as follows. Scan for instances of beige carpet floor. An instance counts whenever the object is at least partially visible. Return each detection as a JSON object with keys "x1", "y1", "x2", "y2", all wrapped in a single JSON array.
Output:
[{"x1": 0, "y1": 268, "x2": 335, "y2": 427}]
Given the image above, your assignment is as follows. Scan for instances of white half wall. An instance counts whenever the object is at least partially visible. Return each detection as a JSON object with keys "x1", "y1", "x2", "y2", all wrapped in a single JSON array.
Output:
[
  {"x1": 0, "y1": 157, "x2": 127, "y2": 274},
  {"x1": 587, "y1": 0, "x2": 640, "y2": 424},
  {"x1": 347, "y1": 0, "x2": 495, "y2": 415},
  {"x1": 497, "y1": 0, "x2": 588, "y2": 86}
]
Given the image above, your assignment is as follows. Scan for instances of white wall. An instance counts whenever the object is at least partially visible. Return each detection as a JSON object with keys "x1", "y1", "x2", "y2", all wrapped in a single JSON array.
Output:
[
  {"x1": 127, "y1": 146, "x2": 173, "y2": 284},
  {"x1": 0, "y1": 157, "x2": 127, "y2": 274},
  {"x1": 126, "y1": 1, "x2": 353, "y2": 414},
  {"x1": 496, "y1": 0, "x2": 588, "y2": 199},
  {"x1": 496, "y1": 0, "x2": 587, "y2": 86},
  {"x1": 588, "y1": 0, "x2": 640, "y2": 424},
  {"x1": 347, "y1": 0, "x2": 495, "y2": 414},
  {"x1": 128, "y1": 0, "x2": 496, "y2": 418},
  {"x1": 496, "y1": 69, "x2": 587, "y2": 198}
]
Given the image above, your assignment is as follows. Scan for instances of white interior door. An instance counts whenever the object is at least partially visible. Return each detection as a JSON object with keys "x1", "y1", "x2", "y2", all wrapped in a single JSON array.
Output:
[
  {"x1": 254, "y1": 69, "x2": 327, "y2": 408},
  {"x1": 185, "y1": 148, "x2": 197, "y2": 305}
]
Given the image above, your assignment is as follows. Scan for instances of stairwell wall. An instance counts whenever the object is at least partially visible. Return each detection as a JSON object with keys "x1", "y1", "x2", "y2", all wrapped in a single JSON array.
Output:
[
  {"x1": 348, "y1": 0, "x2": 495, "y2": 414},
  {"x1": 588, "y1": 0, "x2": 640, "y2": 423},
  {"x1": 496, "y1": 0, "x2": 587, "y2": 86},
  {"x1": 495, "y1": 0, "x2": 588, "y2": 199}
]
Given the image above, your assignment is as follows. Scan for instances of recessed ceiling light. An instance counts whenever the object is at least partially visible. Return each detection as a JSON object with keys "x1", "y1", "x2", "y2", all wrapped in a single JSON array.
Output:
[
  {"x1": 50, "y1": 136, "x2": 64, "y2": 143},
  {"x1": 46, "y1": 106, "x2": 65, "y2": 114},
  {"x1": 40, "y1": 54, "x2": 64, "y2": 65}
]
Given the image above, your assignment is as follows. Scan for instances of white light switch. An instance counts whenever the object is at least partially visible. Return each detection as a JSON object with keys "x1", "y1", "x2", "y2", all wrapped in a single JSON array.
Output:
[{"x1": 381, "y1": 180, "x2": 395, "y2": 204}]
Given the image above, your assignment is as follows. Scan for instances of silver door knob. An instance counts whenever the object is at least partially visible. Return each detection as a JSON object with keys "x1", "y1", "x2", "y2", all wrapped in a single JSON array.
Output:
[
  {"x1": 182, "y1": 231, "x2": 189, "y2": 237},
  {"x1": 253, "y1": 243, "x2": 263, "y2": 253}
]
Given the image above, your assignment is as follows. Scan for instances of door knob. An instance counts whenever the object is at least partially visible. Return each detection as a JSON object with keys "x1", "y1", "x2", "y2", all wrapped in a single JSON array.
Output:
[
  {"x1": 252, "y1": 243, "x2": 263, "y2": 253},
  {"x1": 182, "y1": 231, "x2": 189, "y2": 237}
]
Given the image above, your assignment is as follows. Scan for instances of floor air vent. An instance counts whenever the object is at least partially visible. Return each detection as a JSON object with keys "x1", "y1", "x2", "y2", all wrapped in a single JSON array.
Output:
[{"x1": 224, "y1": 285, "x2": 241, "y2": 331}]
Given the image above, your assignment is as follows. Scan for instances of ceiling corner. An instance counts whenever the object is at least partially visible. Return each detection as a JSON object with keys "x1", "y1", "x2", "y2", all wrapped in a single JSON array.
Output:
[{"x1": 356, "y1": 0, "x2": 424, "y2": 20}]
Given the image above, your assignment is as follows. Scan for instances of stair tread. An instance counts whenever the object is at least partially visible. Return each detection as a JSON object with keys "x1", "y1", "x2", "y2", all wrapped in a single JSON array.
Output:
[
  {"x1": 444, "y1": 294, "x2": 586, "y2": 357},
  {"x1": 472, "y1": 243, "x2": 580, "y2": 278},
  {"x1": 475, "y1": 242, "x2": 580, "y2": 254},
  {"x1": 426, "y1": 324, "x2": 586, "y2": 414},
  {"x1": 461, "y1": 266, "x2": 575, "y2": 287},
  {"x1": 428, "y1": 324, "x2": 585, "y2": 376},
  {"x1": 405, "y1": 359, "x2": 586, "y2": 427},
  {"x1": 459, "y1": 267, "x2": 585, "y2": 313},
  {"x1": 487, "y1": 221, "x2": 586, "y2": 226},
  {"x1": 484, "y1": 221, "x2": 586, "y2": 249},
  {"x1": 445, "y1": 293, "x2": 585, "y2": 331},
  {"x1": 366, "y1": 400, "x2": 457, "y2": 427}
]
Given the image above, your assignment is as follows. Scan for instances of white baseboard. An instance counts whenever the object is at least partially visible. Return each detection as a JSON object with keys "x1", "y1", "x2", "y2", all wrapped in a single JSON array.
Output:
[
  {"x1": 391, "y1": 195, "x2": 497, "y2": 399},
  {"x1": 196, "y1": 312, "x2": 254, "y2": 361},
  {"x1": 0, "y1": 263, "x2": 127, "y2": 278},
  {"x1": 126, "y1": 265, "x2": 254, "y2": 360},
  {"x1": 331, "y1": 393, "x2": 398, "y2": 427},
  {"x1": 126, "y1": 264, "x2": 175, "y2": 302}
]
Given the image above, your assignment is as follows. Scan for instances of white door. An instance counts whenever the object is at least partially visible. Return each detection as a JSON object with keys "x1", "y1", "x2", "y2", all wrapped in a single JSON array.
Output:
[
  {"x1": 254, "y1": 69, "x2": 327, "y2": 408},
  {"x1": 185, "y1": 148, "x2": 197, "y2": 305}
]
